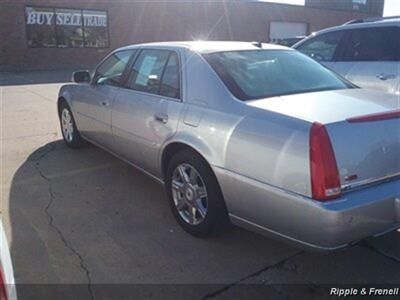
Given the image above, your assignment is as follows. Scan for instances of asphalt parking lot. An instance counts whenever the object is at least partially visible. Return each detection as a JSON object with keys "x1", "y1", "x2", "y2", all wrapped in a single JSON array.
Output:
[{"x1": 1, "y1": 71, "x2": 399, "y2": 299}]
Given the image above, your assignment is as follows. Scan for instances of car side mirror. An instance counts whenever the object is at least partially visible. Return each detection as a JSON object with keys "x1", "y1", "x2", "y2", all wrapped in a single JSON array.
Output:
[{"x1": 72, "y1": 71, "x2": 91, "y2": 83}]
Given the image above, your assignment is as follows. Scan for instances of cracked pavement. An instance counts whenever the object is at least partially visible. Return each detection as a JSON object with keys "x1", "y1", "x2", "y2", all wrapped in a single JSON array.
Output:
[
  {"x1": 29, "y1": 147, "x2": 95, "y2": 300},
  {"x1": 0, "y1": 71, "x2": 399, "y2": 300}
]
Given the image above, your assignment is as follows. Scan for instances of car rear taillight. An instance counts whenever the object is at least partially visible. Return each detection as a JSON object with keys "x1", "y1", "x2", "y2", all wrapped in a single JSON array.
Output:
[
  {"x1": 0, "y1": 265, "x2": 7, "y2": 300},
  {"x1": 309, "y1": 122, "x2": 341, "y2": 201}
]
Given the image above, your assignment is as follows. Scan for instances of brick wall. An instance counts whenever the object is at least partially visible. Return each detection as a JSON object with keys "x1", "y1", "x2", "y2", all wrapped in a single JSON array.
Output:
[{"x1": 0, "y1": 0, "x2": 372, "y2": 71}]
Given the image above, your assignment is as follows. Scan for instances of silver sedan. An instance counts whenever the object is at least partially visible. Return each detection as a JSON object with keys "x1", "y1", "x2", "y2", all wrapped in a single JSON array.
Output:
[{"x1": 58, "y1": 41, "x2": 400, "y2": 251}]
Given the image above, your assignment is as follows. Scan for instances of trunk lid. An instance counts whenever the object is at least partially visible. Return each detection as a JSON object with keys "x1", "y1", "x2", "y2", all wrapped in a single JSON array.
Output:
[
  {"x1": 247, "y1": 88, "x2": 398, "y2": 124},
  {"x1": 326, "y1": 114, "x2": 400, "y2": 191},
  {"x1": 248, "y1": 88, "x2": 400, "y2": 191}
]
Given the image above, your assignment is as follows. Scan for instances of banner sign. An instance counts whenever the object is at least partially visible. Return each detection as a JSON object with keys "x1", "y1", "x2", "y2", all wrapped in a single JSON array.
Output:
[
  {"x1": 25, "y1": 8, "x2": 107, "y2": 27},
  {"x1": 25, "y1": 6, "x2": 109, "y2": 48}
]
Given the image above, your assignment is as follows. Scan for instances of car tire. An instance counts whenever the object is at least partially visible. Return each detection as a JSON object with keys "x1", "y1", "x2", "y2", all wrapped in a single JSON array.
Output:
[
  {"x1": 165, "y1": 148, "x2": 229, "y2": 237},
  {"x1": 59, "y1": 101, "x2": 88, "y2": 148}
]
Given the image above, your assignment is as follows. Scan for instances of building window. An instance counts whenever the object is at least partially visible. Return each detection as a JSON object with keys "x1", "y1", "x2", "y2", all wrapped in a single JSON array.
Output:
[
  {"x1": 55, "y1": 9, "x2": 84, "y2": 48},
  {"x1": 25, "y1": 6, "x2": 57, "y2": 48},
  {"x1": 83, "y1": 10, "x2": 109, "y2": 48},
  {"x1": 25, "y1": 6, "x2": 109, "y2": 48}
]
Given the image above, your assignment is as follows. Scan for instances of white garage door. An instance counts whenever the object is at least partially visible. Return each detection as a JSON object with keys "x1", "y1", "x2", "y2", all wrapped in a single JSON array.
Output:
[{"x1": 269, "y1": 21, "x2": 308, "y2": 42}]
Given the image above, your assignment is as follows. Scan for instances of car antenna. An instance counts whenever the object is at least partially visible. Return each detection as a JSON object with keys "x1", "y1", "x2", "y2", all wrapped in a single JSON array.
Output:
[{"x1": 251, "y1": 41, "x2": 263, "y2": 48}]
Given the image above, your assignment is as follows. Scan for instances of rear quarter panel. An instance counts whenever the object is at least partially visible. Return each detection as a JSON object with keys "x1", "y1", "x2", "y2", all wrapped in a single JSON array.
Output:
[
  {"x1": 224, "y1": 108, "x2": 312, "y2": 197},
  {"x1": 215, "y1": 107, "x2": 313, "y2": 242}
]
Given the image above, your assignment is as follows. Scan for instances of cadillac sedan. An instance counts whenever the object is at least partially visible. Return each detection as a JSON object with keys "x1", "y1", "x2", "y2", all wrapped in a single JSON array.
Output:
[{"x1": 58, "y1": 41, "x2": 400, "y2": 251}]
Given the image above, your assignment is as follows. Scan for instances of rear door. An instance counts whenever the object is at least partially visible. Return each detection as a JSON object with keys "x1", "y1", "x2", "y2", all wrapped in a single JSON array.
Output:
[
  {"x1": 112, "y1": 49, "x2": 183, "y2": 177},
  {"x1": 334, "y1": 26, "x2": 400, "y2": 95},
  {"x1": 73, "y1": 50, "x2": 135, "y2": 150}
]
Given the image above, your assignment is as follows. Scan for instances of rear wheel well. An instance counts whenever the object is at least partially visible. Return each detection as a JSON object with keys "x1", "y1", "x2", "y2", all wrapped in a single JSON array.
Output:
[
  {"x1": 161, "y1": 143, "x2": 209, "y2": 179},
  {"x1": 162, "y1": 142, "x2": 230, "y2": 231}
]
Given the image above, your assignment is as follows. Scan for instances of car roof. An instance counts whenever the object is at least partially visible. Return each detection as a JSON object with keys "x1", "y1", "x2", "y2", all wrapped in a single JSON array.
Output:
[
  {"x1": 292, "y1": 16, "x2": 399, "y2": 48},
  {"x1": 117, "y1": 41, "x2": 291, "y2": 54},
  {"x1": 310, "y1": 16, "x2": 400, "y2": 36}
]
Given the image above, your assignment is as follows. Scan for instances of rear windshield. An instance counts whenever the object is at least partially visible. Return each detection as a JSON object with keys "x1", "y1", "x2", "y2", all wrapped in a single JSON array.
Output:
[{"x1": 203, "y1": 50, "x2": 352, "y2": 101}]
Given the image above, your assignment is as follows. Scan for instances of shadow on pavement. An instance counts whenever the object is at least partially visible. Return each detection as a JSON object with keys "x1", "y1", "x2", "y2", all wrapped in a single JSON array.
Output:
[{"x1": 6, "y1": 140, "x2": 400, "y2": 299}]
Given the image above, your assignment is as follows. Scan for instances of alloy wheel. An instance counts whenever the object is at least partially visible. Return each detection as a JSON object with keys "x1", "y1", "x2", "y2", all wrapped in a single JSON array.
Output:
[
  {"x1": 171, "y1": 163, "x2": 208, "y2": 225},
  {"x1": 61, "y1": 108, "x2": 74, "y2": 142}
]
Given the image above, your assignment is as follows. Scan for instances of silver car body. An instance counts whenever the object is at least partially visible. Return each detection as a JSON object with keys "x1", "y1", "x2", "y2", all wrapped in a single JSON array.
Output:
[
  {"x1": 293, "y1": 17, "x2": 400, "y2": 95},
  {"x1": 59, "y1": 41, "x2": 400, "y2": 251},
  {"x1": 0, "y1": 220, "x2": 17, "y2": 300}
]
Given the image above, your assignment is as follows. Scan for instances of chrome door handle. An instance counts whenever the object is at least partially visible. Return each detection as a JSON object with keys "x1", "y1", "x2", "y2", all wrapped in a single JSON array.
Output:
[
  {"x1": 376, "y1": 73, "x2": 396, "y2": 81},
  {"x1": 154, "y1": 113, "x2": 168, "y2": 124}
]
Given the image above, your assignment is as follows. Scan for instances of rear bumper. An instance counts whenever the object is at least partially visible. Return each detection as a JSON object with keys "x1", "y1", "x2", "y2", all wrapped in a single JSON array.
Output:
[{"x1": 214, "y1": 167, "x2": 400, "y2": 251}]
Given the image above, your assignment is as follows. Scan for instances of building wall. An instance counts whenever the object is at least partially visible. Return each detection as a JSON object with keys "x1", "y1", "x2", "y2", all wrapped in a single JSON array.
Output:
[
  {"x1": 305, "y1": 0, "x2": 384, "y2": 16},
  {"x1": 0, "y1": 0, "x2": 372, "y2": 71}
]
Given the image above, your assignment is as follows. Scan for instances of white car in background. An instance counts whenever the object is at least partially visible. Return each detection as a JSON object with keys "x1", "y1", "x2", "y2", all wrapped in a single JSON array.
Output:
[
  {"x1": 0, "y1": 220, "x2": 17, "y2": 300},
  {"x1": 294, "y1": 16, "x2": 400, "y2": 95}
]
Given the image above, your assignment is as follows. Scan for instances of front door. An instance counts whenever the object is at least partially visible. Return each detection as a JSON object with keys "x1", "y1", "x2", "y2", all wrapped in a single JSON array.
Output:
[
  {"x1": 294, "y1": 30, "x2": 345, "y2": 73},
  {"x1": 112, "y1": 49, "x2": 183, "y2": 177},
  {"x1": 73, "y1": 50, "x2": 135, "y2": 150}
]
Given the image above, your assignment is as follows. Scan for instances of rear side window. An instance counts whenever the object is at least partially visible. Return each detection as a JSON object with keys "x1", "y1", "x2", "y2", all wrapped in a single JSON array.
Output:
[
  {"x1": 159, "y1": 53, "x2": 180, "y2": 99},
  {"x1": 341, "y1": 27, "x2": 400, "y2": 62},
  {"x1": 127, "y1": 50, "x2": 170, "y2": 95},
  {"x1": 127, "y1": 49, "x2": 181, "y2": 99},
  {"x1": 295, "y1": 31, "x2": 344, "y2": 62}
]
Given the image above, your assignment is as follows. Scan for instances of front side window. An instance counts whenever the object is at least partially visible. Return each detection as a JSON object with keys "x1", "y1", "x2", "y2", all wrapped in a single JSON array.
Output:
[
  {"x1": 296, "y1": 31, "x2": 344, "y2": 62},
  {"x1": 204, "y1": 50, "x2": 352, "y2": 101},
  {"x1": 127, "y1": 50, "x2": 170, "y2": 95},
  {"x1": 341, "y1": 27, "x2": 400, "y2": 62},
  {"x1": 94, "y1": 50, "x2": 135, "y2": 86}
]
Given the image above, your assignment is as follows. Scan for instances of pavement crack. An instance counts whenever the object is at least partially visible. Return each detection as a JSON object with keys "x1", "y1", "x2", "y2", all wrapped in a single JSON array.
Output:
[
  {"x1": 201, "y1": 251, "x2": 304, "y2": 300},
  {"x1": 31, "y1": 157, "x2": 94, "y2": 300},
  {"x1": 361, "y1": 241, "x2": 400, "y2": 264}
]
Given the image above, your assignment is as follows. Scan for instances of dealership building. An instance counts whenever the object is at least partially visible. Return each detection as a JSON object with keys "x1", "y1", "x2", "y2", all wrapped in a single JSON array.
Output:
[{"x1": 0, "y1": 0, "x2": 384, "y2": 71}]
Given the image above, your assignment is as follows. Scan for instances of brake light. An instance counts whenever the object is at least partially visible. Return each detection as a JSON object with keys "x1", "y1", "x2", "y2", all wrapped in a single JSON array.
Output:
[
  {"x1": 0, "y1": 265, "x2": 7, "y2": 300},
  {"x1": 309, "y1": 122, "x2": 341, "y2": 201},
  {"x1": 347, "y1": 109, "x2": 400, "y2": 123}
]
